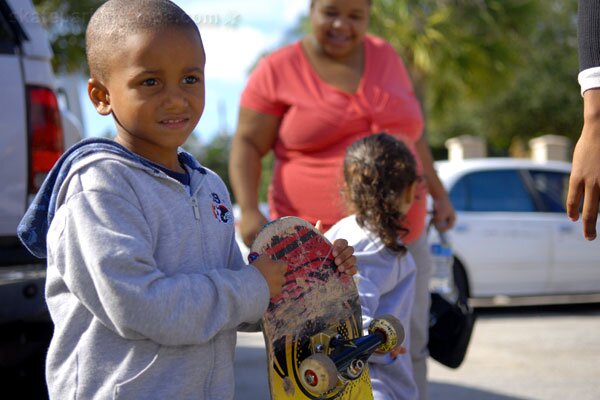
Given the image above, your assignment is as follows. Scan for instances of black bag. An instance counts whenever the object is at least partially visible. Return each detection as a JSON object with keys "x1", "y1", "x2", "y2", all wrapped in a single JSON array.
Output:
[{"x1": 428, "y1": 292, "x2": 476, "y2": 368}]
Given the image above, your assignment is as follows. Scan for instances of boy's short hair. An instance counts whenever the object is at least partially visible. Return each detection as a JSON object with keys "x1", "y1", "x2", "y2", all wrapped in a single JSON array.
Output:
[{"x1": 86, "y1": 0, "x2": 200, "y2": 81}]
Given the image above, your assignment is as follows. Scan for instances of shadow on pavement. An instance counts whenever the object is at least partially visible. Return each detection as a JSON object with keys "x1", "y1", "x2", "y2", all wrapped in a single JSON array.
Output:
[
  {"x1": 430, "y1": 381, "x2": 529, "y2": 400},
  {"x1": 475, "y1": 302, "x2": 600, "y2": 319},
  {"x1": 234, "y1": 345, "x2": 270, "y2": 400},
  {"x1": 233, "y1": 345, "x2": 533, "y2": 400},
  {"x1": 0, "y1": 321, "x2": 52, "y2": 400}
]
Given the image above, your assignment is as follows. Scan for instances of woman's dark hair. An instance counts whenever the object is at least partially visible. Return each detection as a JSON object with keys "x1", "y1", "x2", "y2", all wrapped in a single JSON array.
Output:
[{"x1": 343, "y1": 133, "x2": 418, "y2": 253}]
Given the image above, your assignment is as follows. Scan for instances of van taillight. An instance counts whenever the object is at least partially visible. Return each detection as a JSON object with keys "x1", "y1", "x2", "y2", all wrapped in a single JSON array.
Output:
[{"x1": 27, "y1": 86, "x2": 63, "y2": 194}]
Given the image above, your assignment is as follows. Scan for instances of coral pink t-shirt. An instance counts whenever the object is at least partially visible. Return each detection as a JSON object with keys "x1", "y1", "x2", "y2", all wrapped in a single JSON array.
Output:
[{"x1": 240, "y1": 35, "x2": 426, "y2": 243}]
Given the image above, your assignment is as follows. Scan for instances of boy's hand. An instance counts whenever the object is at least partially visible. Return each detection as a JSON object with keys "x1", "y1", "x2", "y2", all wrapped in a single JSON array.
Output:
[
  {"x1": 251, "y1": 254, "x2": 287, "y2": 298},
  {"x1": 331, "y1": 239, "x2": 357, "y2": 276}
]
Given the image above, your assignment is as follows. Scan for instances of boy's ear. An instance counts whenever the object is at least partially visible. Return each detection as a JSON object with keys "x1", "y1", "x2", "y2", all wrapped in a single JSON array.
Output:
[{"x1": 87, "y1": 78, "x2": 112, "y2": 115}]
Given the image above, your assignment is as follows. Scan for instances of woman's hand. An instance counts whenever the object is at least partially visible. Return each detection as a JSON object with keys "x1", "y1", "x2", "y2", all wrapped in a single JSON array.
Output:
[{"x1": 432, "y1": 194, "x2": 456, "y2": 233}]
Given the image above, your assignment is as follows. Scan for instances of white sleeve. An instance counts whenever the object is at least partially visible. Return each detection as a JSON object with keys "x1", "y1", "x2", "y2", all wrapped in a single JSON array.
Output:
[
  {"x1": 352, "y1": 244, "x2": 400, "y2": 328},
  {"x1": 578, "y1": 67, "x2": 600, "y2": 95}
]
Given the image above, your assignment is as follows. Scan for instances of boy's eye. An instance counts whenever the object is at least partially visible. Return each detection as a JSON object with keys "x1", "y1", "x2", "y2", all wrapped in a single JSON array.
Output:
[
  {"x1": 183, "y1": 75, "x2": 200, "y2": 84},
  {"x1": 142, "y1": 78, "x2": 157, "y2": 86}
]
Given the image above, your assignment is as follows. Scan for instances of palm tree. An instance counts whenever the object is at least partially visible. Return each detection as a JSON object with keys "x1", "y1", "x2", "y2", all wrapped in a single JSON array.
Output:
[{"x1": 369, "y1": 0, "x2": 541, "y2": 145}]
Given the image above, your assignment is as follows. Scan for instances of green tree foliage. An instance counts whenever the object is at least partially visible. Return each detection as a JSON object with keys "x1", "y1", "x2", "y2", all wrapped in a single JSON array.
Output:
[
  {"x1": 185, "y1": 134, "x2": 233, "y2": 194},
  {"x1": 183, "y1": 134, "x2": 274, "y2": 202},
  {"x1": 33, "y1": 0, "x2": 103, "y2": 73},
  {"x1": 369, "y1": 0, "x2": 543, "y2": 149},
  {"x1": 369, "y1": 0, "x2": 582, "y2": 156},
  {"x1": 474, "y1": 0, "x2": 581, "y2": 151},
  {"x1": 184, "y1": 134, "x2": 273, "y2": 203}
]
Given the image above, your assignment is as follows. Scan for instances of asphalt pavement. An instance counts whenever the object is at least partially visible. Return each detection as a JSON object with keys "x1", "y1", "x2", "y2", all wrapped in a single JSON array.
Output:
[{"x1": 234, "y1": 303, "x2": 600, "y2": 400}]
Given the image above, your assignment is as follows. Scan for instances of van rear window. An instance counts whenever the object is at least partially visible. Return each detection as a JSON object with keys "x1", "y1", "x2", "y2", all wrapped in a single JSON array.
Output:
[
  {"x1": 0, "y1": 26, "x2": 17, "y2": 53},
  {"x1": 0, "y1": 1, "x2": 22, "y2": 54}
]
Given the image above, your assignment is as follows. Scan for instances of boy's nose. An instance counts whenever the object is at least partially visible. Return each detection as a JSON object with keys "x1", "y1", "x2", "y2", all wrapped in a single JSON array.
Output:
[{"x1": 163, "y1": 87, "x2": 188, "y2": 109}]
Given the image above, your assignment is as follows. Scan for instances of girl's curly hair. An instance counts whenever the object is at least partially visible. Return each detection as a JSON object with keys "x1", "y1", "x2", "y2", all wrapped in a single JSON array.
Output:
[{"x1": 342, "y1": 133, "x2": 418, "y2": 253}]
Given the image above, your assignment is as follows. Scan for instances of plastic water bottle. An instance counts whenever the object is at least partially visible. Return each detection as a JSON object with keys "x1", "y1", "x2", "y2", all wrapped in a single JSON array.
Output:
[{"x1": 429, "y1": 235, "x2": 454, "y2": 295}]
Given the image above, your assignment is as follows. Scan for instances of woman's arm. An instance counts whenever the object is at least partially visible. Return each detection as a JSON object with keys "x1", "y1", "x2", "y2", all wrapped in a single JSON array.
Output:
[
  {"x1": 229, "y1": 107, "x2": 281, "y2": 246},
  {"x1": 414, "y1": 135, "x2": 456, "y2": 232}
]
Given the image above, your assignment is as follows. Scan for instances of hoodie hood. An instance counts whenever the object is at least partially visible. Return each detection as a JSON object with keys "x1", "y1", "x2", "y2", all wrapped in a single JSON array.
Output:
[{"x1": 17, "y1": 138, "x2": 205, "y2": 258}]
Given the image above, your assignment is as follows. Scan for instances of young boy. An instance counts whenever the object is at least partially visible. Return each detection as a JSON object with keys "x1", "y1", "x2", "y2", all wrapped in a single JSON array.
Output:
[{"x1": 17, "y1": 1, "x2": 356, "y2": 399}]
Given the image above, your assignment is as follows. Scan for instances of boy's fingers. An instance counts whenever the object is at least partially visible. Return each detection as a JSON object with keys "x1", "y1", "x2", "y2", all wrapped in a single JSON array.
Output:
[{"x1": 279, "y1": 261, "x2": 288, "y2": 273}]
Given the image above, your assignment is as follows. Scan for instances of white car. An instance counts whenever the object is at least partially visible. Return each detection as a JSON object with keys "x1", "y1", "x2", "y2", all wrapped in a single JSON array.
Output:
[
  {"x1": 434, "y1": 158, "x2": 600, "y2": 305},
  {"x1": 234, "y1": 158, "x2": 600, "y2": 306},
  {"x1": 0, "y1": 0, "x2": 83, "y2": 388}
]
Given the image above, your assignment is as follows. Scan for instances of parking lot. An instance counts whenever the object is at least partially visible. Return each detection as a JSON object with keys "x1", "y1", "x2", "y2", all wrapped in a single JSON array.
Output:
[
  {"x1": 2, "y1": 303, "x2": 598, "y2": 399},
  {"x1": 235, "y1": 303, "x2": 600, "y2": 400}
]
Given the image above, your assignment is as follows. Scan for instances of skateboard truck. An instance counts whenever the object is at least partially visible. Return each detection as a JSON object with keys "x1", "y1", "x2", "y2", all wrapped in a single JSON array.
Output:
[{"x1": 299, "y1": 315, "x2": 404, "y2": 396}]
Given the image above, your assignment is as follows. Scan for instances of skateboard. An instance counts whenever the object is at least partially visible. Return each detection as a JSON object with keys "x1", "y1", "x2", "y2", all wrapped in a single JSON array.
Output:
[{"x1": 249, "y1": 216, "x2": 404, "y2": 399}]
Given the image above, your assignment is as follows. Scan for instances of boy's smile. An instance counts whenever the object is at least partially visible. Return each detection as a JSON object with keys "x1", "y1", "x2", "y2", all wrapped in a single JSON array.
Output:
[{"x1": 88, "y1": 26, "x2": 206, "y2": 170}]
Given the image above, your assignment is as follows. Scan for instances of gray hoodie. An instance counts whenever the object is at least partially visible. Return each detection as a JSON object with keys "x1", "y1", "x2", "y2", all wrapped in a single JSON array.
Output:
[{"x1": 21, "y1": 141, "x2": 269, "y2": 399}]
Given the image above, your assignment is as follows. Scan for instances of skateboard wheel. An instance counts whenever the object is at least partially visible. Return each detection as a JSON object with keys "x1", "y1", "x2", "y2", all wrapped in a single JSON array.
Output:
[
  {"x1": 299, "y1": 354, "x2": 338, "y2": 395},
  {"x1": 368, "y1": 315, "x2": 405, "y2": 353}
]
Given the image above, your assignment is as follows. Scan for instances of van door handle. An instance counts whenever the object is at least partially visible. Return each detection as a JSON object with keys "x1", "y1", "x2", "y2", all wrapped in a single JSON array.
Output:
[
  {"x1": 559, "y1": 224, "x2": 573, "y2": 234},
  {"x1": 454, "y1": 224, "x2": 469, "y2": 233}
]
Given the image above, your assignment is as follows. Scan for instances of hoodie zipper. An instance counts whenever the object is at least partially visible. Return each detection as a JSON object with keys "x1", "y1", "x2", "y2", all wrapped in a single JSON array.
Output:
[
  {"x1": 149, "y1": 165, "x2": 203, "y2": 221},
  {"x1": 190, "y1": 197, "x2": 201, "y2": 220}
]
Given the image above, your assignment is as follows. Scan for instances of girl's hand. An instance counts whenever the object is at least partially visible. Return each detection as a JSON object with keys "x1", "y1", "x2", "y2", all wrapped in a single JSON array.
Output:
[
  {"x1": 389, "y1": 345, "x2": 407, "y2": 360},
  {"x1": 376, "y1": 345, "x2": 407, "y2": 360}
]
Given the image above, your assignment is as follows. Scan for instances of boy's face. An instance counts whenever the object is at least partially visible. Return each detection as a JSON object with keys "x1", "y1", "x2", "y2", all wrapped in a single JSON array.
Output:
[{"x1": 89, "y1": 26, "x2": 205, "y2": 163}]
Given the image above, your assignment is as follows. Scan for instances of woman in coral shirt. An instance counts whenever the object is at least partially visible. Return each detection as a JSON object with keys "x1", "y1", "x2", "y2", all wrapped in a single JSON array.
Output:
[{"x1": 229, "y1": 1, "x2": 455, "y2": 398}]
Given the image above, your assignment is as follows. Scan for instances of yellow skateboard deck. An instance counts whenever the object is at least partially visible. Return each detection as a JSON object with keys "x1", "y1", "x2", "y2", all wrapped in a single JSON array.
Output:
[{"x1": 250, "y1": 217, "x2": 374, "y2": 399}]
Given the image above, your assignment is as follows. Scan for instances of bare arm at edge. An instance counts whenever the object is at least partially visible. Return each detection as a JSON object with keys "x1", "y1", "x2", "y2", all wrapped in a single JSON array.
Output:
[
  {"x1": 229, "y1": 107, "x2": 281, "y2": 246},
  {"x1": 414, "y1": 135, "x2": 456, "y2": 232},
  {"x1": 567, "y1": 88, "x2": 600, "y2": 240}
]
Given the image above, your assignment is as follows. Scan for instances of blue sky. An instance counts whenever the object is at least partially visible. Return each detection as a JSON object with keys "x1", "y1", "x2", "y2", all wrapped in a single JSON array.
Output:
[{"x1": 80, "y1": 1, "x2": 307, "y2": 143}]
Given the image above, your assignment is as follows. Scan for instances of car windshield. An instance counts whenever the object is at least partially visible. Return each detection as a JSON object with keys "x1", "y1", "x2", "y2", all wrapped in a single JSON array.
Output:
[{"x1": 450, "y1": 169, "x2": 536, "y2": 212}]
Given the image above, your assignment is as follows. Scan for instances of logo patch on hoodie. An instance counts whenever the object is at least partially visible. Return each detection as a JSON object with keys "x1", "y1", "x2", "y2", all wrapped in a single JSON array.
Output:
[{"x1": 211, "y1": 193, "x2": 232, "y2": 223}]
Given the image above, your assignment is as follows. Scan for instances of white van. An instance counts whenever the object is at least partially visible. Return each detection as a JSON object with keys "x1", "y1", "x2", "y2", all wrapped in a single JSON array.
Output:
[{"x1": 0, "y1": 0, "x2": 82, "y2": 388}]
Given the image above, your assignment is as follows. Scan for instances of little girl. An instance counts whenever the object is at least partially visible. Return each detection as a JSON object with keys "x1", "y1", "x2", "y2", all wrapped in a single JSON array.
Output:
[{"x1": 325, "y1": 133, "x2": 419, "y2": 400}]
